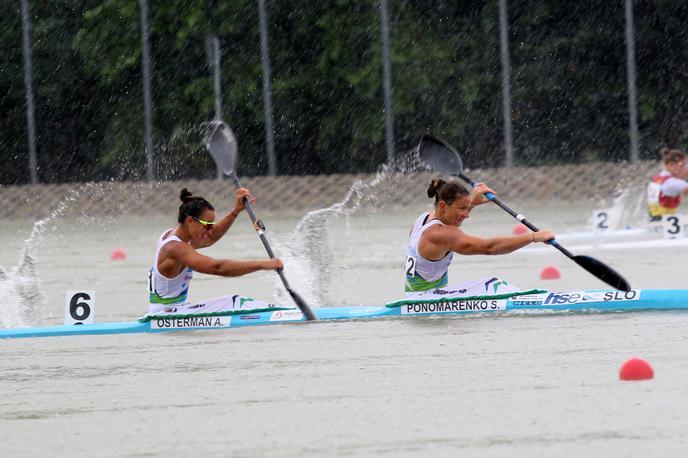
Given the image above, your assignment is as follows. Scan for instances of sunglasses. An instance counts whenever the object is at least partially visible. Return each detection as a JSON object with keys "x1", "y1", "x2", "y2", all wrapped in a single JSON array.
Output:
[{"x1": 191, "y1": 216, "x2": 216, "y2": 229}]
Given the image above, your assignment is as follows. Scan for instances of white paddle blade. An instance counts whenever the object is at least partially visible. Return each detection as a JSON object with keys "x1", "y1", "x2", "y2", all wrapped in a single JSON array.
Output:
[
  {"x1": 417, "y1": 135, "x2": 464, "y2": 176},
  {"x1": 204, "y1": 120, "x2": 238, "y2": 176}
]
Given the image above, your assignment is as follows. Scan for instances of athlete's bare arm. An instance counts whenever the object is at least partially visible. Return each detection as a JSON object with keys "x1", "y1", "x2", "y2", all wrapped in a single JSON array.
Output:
[
  {"x1": 423, "y1": 225, "x2": 554, "y2": 256},
  {"x1": 162, "y1": 241, "x2": 282, "y2": 277}
]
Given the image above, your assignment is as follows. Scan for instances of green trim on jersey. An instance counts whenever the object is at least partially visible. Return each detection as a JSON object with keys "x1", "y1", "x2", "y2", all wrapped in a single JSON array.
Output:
[
  {"x1": 149, "y1": 292, "x2": 188, "y2": 305},
  {"x1": 405, "y1": 272, "x2": 449, "y2": 292}
]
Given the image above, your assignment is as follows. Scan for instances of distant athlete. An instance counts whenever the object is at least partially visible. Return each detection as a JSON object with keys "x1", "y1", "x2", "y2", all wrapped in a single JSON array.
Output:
[
  {"x1": 404, "y1": 178, "x2": 554, "y2": 298},
  {"x1": 147, "y1": 188, "x2": 283, "y2": 315},
  {"x1": 647, "y1": 147, "x2": 688, "y2": 221}
]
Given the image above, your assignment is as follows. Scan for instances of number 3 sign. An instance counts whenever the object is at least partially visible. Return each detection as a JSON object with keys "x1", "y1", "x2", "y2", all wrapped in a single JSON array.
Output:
[{"x1": 65, "y1": 290, "x2": 95, "y2": 325}]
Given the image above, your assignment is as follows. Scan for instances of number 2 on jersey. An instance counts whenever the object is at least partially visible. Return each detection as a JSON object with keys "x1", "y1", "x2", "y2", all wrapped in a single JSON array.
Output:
[{"x1": 405, "y1": 255, "x2": 417, "y2": 277}]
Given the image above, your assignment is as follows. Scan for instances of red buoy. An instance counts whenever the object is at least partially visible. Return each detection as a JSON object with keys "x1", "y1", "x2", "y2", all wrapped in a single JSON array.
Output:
[
  {"x1": 539, "y1": 265, "x2": 561, "y2": 280},
  {"x1": 110, "y1": 249, "x2": 127, "y2": 261},
  {"x1": 619, "y1": 357, "x2": 654, "y2": 381},
  {"x1": 512, "y1": 224, "x2": 528, "y2": 235}
]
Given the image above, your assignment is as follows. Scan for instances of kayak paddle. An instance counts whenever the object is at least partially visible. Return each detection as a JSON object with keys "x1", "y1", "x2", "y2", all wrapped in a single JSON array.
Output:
[
  {"x1": 417, "y1": 134, "x2": 632, "y2": 292},
  {"x1": 204, "y1": 120, "x2": 317, "y2": 320}
]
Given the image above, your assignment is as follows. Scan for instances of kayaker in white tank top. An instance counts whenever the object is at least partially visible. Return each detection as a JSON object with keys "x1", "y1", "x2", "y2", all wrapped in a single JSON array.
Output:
[
  {"x1": 147, "y1": 187, "x2": 283, "y2": 314},
  {"x1": 404, "y1": 178, "x2": 555, "y2": 298},
  {"x1": 405, "y1": 212, "x2": 453, "y2": 292},
  {"x1": 148, "y1": 230, "x2": 193, "y2": 306}
]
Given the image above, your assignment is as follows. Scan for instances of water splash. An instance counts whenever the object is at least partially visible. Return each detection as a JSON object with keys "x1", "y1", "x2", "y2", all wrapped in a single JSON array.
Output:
[
  {"x1": 589, "y1": 184, "x2": 648, "y2": 230},
  {"x1": 618, "y1": 183, "x2": 652, "y2": 227},
  {"x1": 0, "y1": 195, "x2": 77, "y2": 328},
  {"x1": 277, "y1": 155, "x2": 419, "y2": 307},
  {"x1": 1, "y1": 221, "x2": 45, "y2": 328}
]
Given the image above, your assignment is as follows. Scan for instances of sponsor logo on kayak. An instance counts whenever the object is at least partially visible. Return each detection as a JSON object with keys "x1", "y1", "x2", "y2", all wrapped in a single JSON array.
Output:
[
  {"x1": 401, "y1": 299, "x2": 506, "y2": 315},
  {"x1": 269, "y1": 310, "x2": 304, "y2": 321},
  {"x1": 431, "y1": 288, "x2": 467, "y2": 295},
  {"x1": 534, "y1": 290, "x2": 640, "y2": 306},
  {"x1": 151, "y1": 316, "x2": 231, "y2": 329},
  {"x1": 510, "y1": 294, "x2": 547, "y2": 306},
  {"x1": 511, "y1": 299, "x2": 545, "y2": 306},
  {"x1": 238, "y1": 314, "x2": 261, "y2": 320}
]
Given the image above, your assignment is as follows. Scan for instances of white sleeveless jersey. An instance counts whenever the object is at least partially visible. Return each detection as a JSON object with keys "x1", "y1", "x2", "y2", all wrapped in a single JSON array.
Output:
[
  {"x1": 405, "y1": 212, "x2": 454, "y2": 292},
  {"x1": 148, "y1": 230, "x2": 193, "y2": 305}
]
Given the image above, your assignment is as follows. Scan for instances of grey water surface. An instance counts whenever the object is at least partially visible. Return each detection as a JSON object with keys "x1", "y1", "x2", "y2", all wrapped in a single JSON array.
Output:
[{"x1": 1, "y1": 201, "x2": 687, "y2": 457}]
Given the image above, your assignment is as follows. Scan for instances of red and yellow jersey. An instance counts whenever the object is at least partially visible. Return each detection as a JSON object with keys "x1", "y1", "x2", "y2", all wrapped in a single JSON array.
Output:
[{"x1": 647, "y1": 172, "x2": 684, "y2": 217}]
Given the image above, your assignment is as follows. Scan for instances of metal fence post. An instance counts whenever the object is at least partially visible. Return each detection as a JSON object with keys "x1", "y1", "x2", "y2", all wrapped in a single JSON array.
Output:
[
  {"x1": 498, "y1": 0, "x2": 515, "y2": 167},
  {"x1": 20, "y1": 0, "x2": 38, "y2": 184},
  {"x1": 258, "y1": 0, "x2": 277, "y2": 176},
  {"x1": 209, "y1": 34, "x2": 223, "y2": 179},
  {"x1": 624, "y1": 0, "x2": 640, "y2": 162},
  {"x1": 139, "y1": 0, "x2": 155, "y2": 180},
  {"x1": 380, "y1": 0, "x2": 395, "y2": 164}
]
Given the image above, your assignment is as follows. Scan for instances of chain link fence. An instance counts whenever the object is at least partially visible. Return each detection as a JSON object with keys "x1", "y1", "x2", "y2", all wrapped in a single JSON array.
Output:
[{"x1": 0, "y1": 161, "x2": 658, "y2": 220}]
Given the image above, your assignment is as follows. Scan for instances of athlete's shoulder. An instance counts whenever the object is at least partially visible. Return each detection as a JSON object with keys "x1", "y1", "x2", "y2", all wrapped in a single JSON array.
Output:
[
  {"x1": 423, "y1": 223, "x2": 462, "y2": 241},
  {"x1": 159, "y1": 238, "x2": 187, "y2": 258}
]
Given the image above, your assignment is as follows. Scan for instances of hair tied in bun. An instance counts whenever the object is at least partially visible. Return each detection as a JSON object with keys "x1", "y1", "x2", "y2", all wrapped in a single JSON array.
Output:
[{"x1": 179, "y1": 188, "x2": 193, "y2": 203}]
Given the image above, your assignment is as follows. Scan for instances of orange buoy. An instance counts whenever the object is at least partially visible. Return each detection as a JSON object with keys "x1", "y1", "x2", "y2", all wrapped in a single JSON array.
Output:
[
  {"x1": 539, "y1": 265, "x2": 561, "y2": 280},
  {"x1": 110, "y1": 249, "x2": 127, "y2": 261},
  {"x1": 619, "y1": 357, "x2": 654, "y2": 381},
  {"x1": 512, "y1": 224, "x2": 528, "y2": 235}
]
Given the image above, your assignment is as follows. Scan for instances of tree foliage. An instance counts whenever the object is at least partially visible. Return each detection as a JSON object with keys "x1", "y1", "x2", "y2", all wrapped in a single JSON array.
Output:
[{"x1": 1, "y1": 0, "x2": 687, "y2": 184}]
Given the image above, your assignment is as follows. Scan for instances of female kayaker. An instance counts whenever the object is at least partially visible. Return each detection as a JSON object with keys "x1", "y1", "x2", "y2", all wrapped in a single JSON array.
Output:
[
  {"x1": 147, "y1": 187, "x2": 283, "y2": 314},
  {"x1": 647, "y1": 147, "x2": 688, "y2": 221},
  {"x1": 405, "y1": 178, "x2": 554, "y2": 298}
]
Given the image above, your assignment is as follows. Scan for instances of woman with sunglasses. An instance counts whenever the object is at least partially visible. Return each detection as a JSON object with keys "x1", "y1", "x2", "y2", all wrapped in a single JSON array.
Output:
[
  {"x1": 147, "y1": 187, "x2": 283, "y2": 314},
  {"x1": 647, "y1": 147, "x2": 688, "y2": 221}
]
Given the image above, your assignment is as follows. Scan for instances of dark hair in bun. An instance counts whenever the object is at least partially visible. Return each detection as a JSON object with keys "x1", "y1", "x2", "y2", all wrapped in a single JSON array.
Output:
[
  {"x1": 427, "y1": 178, "x2": 469, "y2": 206},
  {"x1": 177, "y1": 188, "x2": 214, "y2": 223}
]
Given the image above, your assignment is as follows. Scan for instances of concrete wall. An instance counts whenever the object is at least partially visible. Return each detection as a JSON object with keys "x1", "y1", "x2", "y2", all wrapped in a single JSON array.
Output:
[{"x1": 0, "y1": 161, "x2": 658, "y2": 219}]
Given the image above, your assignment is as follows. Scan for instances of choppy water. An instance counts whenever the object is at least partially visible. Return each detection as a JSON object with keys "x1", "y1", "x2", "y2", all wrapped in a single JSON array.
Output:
[{"x1": 2, "y1": 191, "x2": 688, "y2": 457}]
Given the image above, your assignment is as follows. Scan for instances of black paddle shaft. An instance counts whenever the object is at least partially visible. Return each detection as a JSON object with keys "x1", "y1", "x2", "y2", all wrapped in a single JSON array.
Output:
[
  {"x1": 457, "y1": 172, "x2": 631, "y2": 291},
  {"x1": 458, "y1": 172, "x2": 576, "y2": 258},
  {"x1": 229, "y1": 172, "x2": 317, "y2": 320}
]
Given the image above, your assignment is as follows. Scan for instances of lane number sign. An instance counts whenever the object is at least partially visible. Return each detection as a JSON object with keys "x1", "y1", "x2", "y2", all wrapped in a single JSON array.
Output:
[
  {"x1": 592, "y1": 209, "x2": 610, "y2": 233},
  {"x1": 65, "y1": 290, "x2": 95, "y2": 325},
  {"x1": 662, "y1": 214, "x2": 684, "y2": 239}
]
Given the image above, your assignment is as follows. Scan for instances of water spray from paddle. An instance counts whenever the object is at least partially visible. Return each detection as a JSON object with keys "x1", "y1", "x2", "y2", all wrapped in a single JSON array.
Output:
[
  {"x1": 1, "y1": 221, "x2": 47, "y2": 327},
  {"x1": 588, "y1": 184, "x2": 648, "y2": 231},
  {"x1": 278, "y1": 154, "x2": 420, "y2": 307},
  {"x1": 0, "y1": 194, "x2": 79, "y2": 328},
  {"x1": 205, "y1": 120, "x2": 317, "y2": 320}
]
